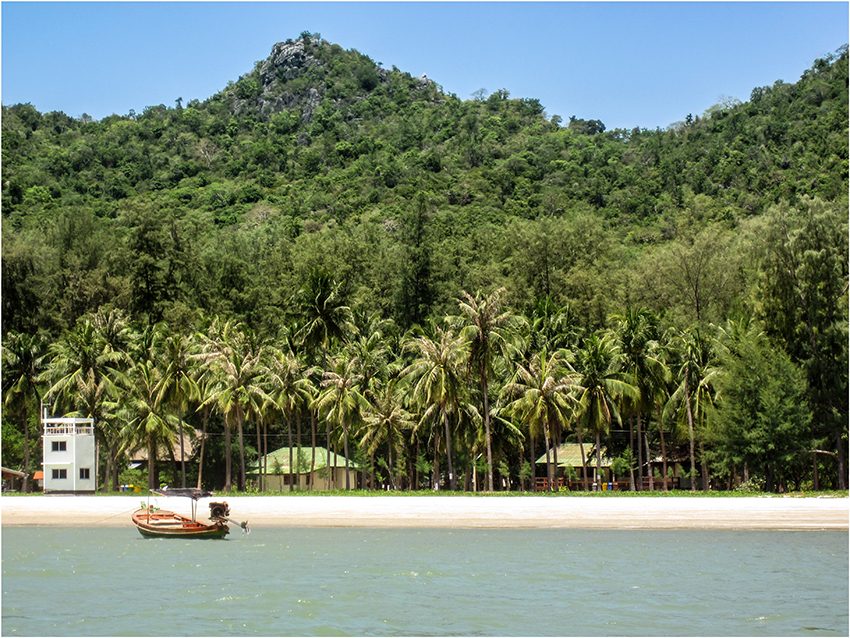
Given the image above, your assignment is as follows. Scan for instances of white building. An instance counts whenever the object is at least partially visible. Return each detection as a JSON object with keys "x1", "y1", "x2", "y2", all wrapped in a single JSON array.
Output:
[{"x1": 42, "y1": 412, "x2": 96, "y2": 494}]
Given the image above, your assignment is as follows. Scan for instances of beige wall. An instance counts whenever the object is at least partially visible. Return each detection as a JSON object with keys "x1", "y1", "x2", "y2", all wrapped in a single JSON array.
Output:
[{"x1": 252, "y1": 467, "x2": 359, "y2": 491}]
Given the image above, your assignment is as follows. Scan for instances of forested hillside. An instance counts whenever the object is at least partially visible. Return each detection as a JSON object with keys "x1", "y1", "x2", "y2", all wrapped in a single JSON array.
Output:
[{"x1": 2, "y1": 34, "x2": 847, "y2": 494}]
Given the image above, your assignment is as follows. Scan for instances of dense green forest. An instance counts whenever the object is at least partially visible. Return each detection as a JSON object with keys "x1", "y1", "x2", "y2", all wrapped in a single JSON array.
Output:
[{"x1": 2, "y1": 34, "x2": 847, "y2": 494}]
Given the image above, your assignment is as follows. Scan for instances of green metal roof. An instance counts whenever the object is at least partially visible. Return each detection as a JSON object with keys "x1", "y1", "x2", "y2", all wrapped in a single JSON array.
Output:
[
  {"x1": 248, "y1": 447, "x2": 357, "y2": 475},
  {"x1": 535, "y1": 443, "x2": 612, "y2": 467}
]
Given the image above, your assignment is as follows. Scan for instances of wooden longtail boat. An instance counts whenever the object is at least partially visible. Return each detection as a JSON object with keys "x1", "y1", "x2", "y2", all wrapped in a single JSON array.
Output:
[{"x1": 131, "y1": 488, "x2": 248, "y2": 539}]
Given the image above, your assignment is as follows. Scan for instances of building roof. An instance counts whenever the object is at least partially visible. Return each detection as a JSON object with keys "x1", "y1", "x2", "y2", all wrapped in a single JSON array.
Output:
[
  {"x1": 2, "y1": 467, "x2": 26, "y2": 478},
  {"x1": 129, "y1": 429, "x2": 200, "y2": 463},
  {"x1": 33, "y1": 471, "x2": 44, "y2": 480},
  {"x1": 249, "y1": 447, "x2": 357, "y2": 474},
  {"x1": 535, "y1": 443, "x2": 612, "y2": 467}
]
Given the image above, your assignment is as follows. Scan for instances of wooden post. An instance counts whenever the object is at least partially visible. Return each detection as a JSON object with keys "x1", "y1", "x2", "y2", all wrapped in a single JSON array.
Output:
[{"x1": 813, "y1": 454, "x2": 819, "y2": 491}]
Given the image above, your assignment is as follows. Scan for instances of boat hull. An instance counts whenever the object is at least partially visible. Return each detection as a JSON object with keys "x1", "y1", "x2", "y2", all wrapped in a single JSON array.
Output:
[{"x1": 132, "y1": 508, "x2": 229, "y2": 539}]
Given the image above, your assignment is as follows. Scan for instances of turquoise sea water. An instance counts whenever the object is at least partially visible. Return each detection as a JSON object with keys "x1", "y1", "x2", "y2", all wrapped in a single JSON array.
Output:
[{"x1": 2, "y1": 526, "x2": 847, "y2": 636}]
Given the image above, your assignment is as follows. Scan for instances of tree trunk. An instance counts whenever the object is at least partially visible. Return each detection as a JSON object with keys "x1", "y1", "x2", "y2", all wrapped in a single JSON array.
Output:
[
  {"x1": 834, "y1": 428, "x2": 846, "y2": 490},
  {"x1": 147, "y1": 435, "x2": 157, "y2": 490},
  {"x1": 326, "y1": 422, "x2": 332, "y2": 490},
  {"x1": 442, "y1": 404, "x2": 455, "y2": 491},
  {"x1": 433, "y1": 426, "x2": 441, "y2": 490},
  {"x1": 629, "y1": 416, "x2": 636, "y2": 492},
  {"x1": 197, "y1": 405, "x2": 209, "y2": 490},
  {"x1": 288, "y1": 412, "x2": 294, "y2": 492},
  {"x1": 414, "y1": 438, "x2": 420, "y2": 490},
  {"x1": 576, "y1": 423, "x2": 588, "y2": 491},
  {"x1": 224, "y1": 414, "x2": 232, "y2": 492},
  {"x1": 684, "y1": 376, "x2": 696, "y2": 492},
  {"x1": 237, "y1": 410, "x2": 247, "y2": 492},
  {"x1": 543, "y1": 423, "x2": 552, "y2": 491},
  {"x1": 657, "y1": 405, "x2": 669, "y2": 492},
  {"x1": 636, "y1": 413, "x2": 643, "y2": 491},
  {"x1": 22, "y1": 414, "x2": 31, "y2": 493},
  {"x1": 344, "y1": 421, "x2": 351, "y2": 491},
  {"x1": 107, "y1": 444, "x2": 116, "y2": 492},
  {"x1": 263, "y1": 419, "x2": 268, "y2": 491},
  {"x1": 255, "y1": 417, "x2": 263, "y2": 492},
  {"x1": 550, "y1": 415, "x2": 559, "y2": 492},
  {"x1": 481, "y1": 362, "x2": 494, "y2": 492},
  {"x1": 102, "y1": 436, "x2": 112, "y2": 493},
  {"x1": 388, "y1": 422, "x2": 395, "y2": 489},
  {"x1": 699, "y1": 441, "x2": 709, "y2": 491},
  {"x1": 111, "y1": 438, "x2": 121, "y2": 492},
  {"x1": 296, "y1": 412, "x2": 303, "y2": 490},
  {"x1": 813, "y1": 453, "x2": 819, "y2": 491},
  {"x1": 179, "y1": 416, "x2": 186, "y2": 488},
  {"x1": 595, "y1": 430, "x2": 603, "y2": 490},
  {"x1": 168, "y1": 445, "x2": 179, "y2": 486},
  {"x1": 766, "y1": 464, "x2": 775, "y2": 493},
  {"x1": 310, "y1": 410, "x2": 316, "y2": 491}
]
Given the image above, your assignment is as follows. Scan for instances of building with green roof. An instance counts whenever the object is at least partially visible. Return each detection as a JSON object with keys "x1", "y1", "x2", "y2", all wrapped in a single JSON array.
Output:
[{"x1": 248, "y1": 446, "x2": 359, "y2": 491}]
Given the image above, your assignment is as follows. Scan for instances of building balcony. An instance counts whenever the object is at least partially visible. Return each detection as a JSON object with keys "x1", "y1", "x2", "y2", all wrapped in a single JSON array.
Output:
[{"x1": 43, "y1": 425, "x2": 94, "y2": 436}]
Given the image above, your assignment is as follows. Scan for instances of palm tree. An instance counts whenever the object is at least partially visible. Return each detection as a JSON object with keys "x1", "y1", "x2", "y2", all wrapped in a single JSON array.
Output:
[
  {"x1": 46, "y1": 318, "x2": 126, "y2": 491},
  {"x1": 296, "y1": 271, "x2": 353, "y2": 486},
  {"x1": 664, "y1": 327, "x2": 718, "y2": 491},
  {"x1": 347, "y1": 312, "x2": 394, "y2": 404},
  {"x1": 91, "y1": 307, "x2": 134, "y2": 355},
  {"x1": 608, "y1": 307, "x2": 666, "y2": 490},
  {"x1": 157, "y1": 328, "x2": 199, "y2": 488},
  {"x1": 202, "y1": 319, "x2": 270, "y2": 491},
  {"x1": 402, "y1": 324, "x2": 469, "y2": 491},
  {"x1": 192, "y1": 364, "x2": 216, "y2": 490},
  {"x1": 528, "y1": 295, "x2": 581, "y2": 353},
  {"x1": 573, "y1": 334, "x2": 639, "y2": 490},
  {"x1": 648, "y1": 332, "x2": 675, "y2": 491},
  {"x1": 2, "y1": 331, "x2": 49, "y2": 492},
  {"x1": 502, "y1": 347, "x2": 577, "y2": 492},
  {"x1": 452, "y1": 287, "x2": 518, "y2": 491},
  {"x1": 359, "y1": 376, "x2": 415, "y2": 489},
  {"x1": 120, "y1": 359, "x2": 178, "y2": 490},
  {"x1": 316, "y1": 356, "x2": 368, "y2": 490},
  {"x1": 296, "y1": 269, "x2": 353, "y2": 372},
  {"x1": 267, "y1": 347, "x2": 314, "y2": 491}
]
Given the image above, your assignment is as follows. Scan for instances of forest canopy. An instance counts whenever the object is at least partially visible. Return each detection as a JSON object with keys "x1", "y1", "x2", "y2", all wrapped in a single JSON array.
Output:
[{"x1": 2, "y1": 36, "x2": 847, "y2": 494}]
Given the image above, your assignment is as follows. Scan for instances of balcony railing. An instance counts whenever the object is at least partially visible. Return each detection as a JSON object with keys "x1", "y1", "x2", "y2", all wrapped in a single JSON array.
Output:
[{"x1": 43, "y1": 425, "x2": 94, "y2": 436}]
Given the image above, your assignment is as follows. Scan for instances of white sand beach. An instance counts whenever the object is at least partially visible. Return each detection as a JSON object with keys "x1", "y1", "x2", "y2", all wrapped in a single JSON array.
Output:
[{"x1": 1, "y1": 494, "x2": 847, "y2": 530}]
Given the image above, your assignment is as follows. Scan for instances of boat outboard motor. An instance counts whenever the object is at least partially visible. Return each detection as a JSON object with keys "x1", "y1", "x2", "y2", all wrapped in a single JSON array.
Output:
[
  {"x1": 209, "y1": 501, "x2": 250, "y2": 535},
  {"x1": 209, "y1": 502, "x2": 230, "y2": 521}
]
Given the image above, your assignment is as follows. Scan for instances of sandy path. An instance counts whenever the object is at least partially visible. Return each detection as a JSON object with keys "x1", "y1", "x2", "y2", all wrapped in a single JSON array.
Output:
[{"x1": 1, "y1": 495, "x2": 847, "y2": 530}]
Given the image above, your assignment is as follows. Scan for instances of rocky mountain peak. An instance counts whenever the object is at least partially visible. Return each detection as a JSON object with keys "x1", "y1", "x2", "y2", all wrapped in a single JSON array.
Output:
[{"x1": 259, "y1": 38, "x2": 321, "y2": 87}]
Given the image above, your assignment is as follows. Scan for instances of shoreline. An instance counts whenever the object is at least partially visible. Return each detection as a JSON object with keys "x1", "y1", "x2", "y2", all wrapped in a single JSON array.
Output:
[{"x1": 1, "y1": 495, "x2": 847, "y2": 530}]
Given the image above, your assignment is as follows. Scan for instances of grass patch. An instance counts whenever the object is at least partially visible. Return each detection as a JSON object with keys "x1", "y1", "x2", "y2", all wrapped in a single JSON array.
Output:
[{"x1": 6, "y1": 489, "x2": 847, "y2": 498}]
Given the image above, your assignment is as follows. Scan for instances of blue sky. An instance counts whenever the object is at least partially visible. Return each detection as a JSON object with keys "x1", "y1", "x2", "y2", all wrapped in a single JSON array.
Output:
[{"x1": 2, "y1": 2, "x2": 847, "y2": 131}]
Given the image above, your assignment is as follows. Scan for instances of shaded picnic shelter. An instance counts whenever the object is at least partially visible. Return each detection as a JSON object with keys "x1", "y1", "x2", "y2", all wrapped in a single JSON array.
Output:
[
  {"x1": 125, "y1": 428, "x2": 200, "y2": 488},
  {"x1": 535, "y1": 443, "x2": 618, "y2": 491},
  {"x1": 2, "y1": 467, "x2": 27, "y2": 492},
  {"x1": 536, "y1": 444, "x2": 686, "y2": 491},
  {"x1": 249, "y1": 446, "x2": 359, "y2": 490}
]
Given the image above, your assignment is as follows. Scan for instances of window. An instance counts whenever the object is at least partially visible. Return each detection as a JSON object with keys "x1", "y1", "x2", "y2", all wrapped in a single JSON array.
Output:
[
  {"x1": 79, "y1": 468, "x2": 90, "y2": 480},
  {"x1": 51, "y1": 469, "x2": 67, "y2": 480},
  {"x1": 51, "y1": 441, "x2": 67, "y2": 452}
]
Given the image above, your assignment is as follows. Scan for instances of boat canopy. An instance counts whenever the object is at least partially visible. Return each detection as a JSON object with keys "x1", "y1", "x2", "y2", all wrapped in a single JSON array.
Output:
[{"x1": 151, "y1": 488, "x2": 215, "y2": 500}]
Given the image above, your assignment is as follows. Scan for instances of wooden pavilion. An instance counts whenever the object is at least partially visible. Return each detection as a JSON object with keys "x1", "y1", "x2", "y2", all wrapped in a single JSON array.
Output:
[{"x1": 535, "y1": 443, "x2": 618, "y2": 491}]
